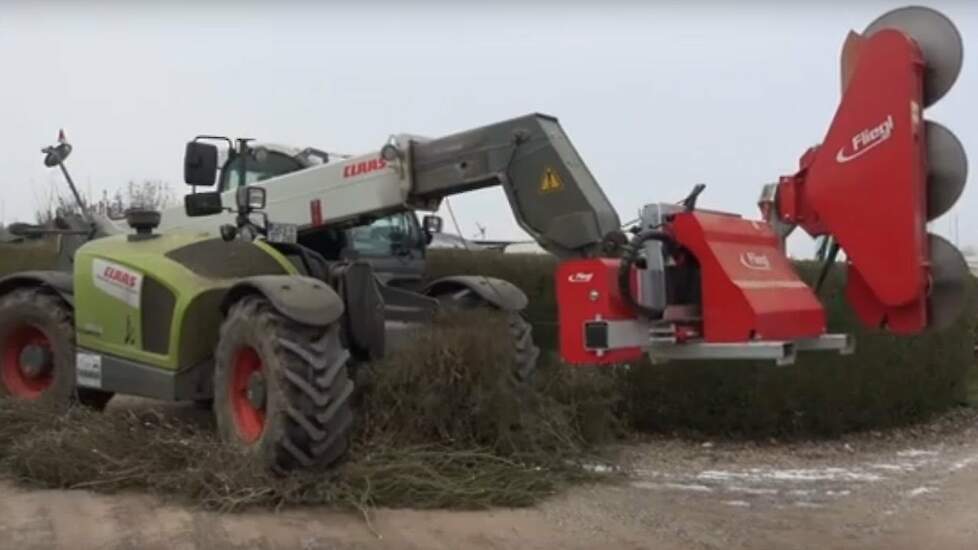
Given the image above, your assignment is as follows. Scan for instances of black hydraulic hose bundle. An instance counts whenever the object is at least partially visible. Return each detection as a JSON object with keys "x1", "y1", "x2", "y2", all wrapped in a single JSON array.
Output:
[
  {"x1": 617, "y1": 229, "x2": 673, "y2": 320},
  {"x1": 616, "y1": 184, "x2": 704, "y2": 320}
]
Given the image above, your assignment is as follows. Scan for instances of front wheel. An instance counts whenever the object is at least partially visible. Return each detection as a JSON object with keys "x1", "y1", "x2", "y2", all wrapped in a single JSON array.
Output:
[{"x1": 214, "y1": 295, "x2": 355, "y2": 472}]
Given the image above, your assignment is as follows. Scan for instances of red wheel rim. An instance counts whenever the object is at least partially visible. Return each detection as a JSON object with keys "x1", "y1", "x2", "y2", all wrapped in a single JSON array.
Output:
[
  {"x1": 230, "y1": 346, "x2": 265, "y2": 443},
  {"x1": 1, "y1": 324, "x2": 53, "y2": 399}
]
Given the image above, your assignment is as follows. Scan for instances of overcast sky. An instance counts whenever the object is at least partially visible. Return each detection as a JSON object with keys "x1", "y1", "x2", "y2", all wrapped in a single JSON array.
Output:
[{"x1": 1, "y1": 1, "x2": 974, "y2": 257}]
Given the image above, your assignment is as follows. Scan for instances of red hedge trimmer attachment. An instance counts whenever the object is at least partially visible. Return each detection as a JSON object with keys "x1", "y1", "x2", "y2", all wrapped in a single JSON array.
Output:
[{"x1": 557, "y1": 6, "x2": 968, "y2": 366}]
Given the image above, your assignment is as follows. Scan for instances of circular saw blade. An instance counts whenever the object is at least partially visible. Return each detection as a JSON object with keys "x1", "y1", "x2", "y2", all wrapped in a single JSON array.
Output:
[
  {"x1": 926, "y1": 233, "x2": 970, "y2": 332},
  {"x1": 864, "y1": 6, "x2": 964, "y2": 107},
  {"x1": 926, "y1": 120, "x2": 969, "y2": 221}
]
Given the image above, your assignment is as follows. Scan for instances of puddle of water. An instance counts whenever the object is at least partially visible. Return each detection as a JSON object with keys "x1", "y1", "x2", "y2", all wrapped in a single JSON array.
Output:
[
  {"x1": 870, "y1": 463, "x2": 917, "y2": 472},
  {"x1": 631, "y1": 481, "x2": 713, "y2": 493},
  {"x1": 897, "y1": 449, "x2": 940, "y2": 458},
  {"x1": 793, "y1": 502, "x2": 823, "y2": 508},
  {"x1": 725, "y1": 486, "x2": 778, "y2": 496},
  {"x1": 583, "y1": 464, "x2": 616, "y2": 474},
  {"x1": 907, "y1": 487, "x2": 934, "y2": 497},
  {"x1": 949, "y1": 455, "x2": 978, "y2": 472},
  {"x1": 698, "y1": 468, "x2": 883, "y2": 483}
]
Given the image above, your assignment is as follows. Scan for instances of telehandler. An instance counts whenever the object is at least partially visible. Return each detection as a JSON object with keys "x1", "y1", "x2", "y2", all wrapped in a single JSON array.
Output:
[{"x1": 0, "y1": 6, "x2": 966, "y2": 471}]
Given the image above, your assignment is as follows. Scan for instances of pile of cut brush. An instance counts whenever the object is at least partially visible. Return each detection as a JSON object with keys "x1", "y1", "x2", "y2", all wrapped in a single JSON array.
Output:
[{"x1": 0, "y1": 311, "x2": 622, "y2": 512}]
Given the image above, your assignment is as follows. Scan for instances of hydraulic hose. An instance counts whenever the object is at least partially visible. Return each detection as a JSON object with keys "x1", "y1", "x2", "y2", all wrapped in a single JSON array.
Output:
[{"x1": 617, "y1": 229, "x2": 673, "y2": 320}]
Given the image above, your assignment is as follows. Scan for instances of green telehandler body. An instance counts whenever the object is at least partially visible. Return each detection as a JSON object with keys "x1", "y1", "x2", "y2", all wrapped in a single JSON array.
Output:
[{"x1": 0, "y1": 200, "x2": 359, "y2": 471}]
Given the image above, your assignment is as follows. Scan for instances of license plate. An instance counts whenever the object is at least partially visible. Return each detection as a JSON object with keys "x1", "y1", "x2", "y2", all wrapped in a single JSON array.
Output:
[
  {"x1": 76, "y1": 352, "x2": 102, "y2": 388},
  {"x1": 266, "y1": 222, "x2": 298, "y2": 244}
]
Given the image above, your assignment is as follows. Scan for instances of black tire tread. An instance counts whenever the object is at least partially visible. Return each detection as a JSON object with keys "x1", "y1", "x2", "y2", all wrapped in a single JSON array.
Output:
[
  {"x1": 434, "y1": 288, "x2": 540, "y2": 382},
  {"x1": 215, "y1": 295, "x2": 354, "y2": 472},
  {"x1": 508, "y1": 312, "x2": 540, "y2": 382}
]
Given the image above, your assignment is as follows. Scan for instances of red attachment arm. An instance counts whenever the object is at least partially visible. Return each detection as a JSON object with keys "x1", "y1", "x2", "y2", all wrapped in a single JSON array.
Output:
[{"x1": 776, "y1": 29, "x2": 929, "y2": 333}]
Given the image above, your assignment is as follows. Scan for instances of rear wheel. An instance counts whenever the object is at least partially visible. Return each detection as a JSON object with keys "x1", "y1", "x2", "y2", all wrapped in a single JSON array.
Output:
[
  {"x1": 214, "y1": 295, "x2": 355, "y2": 472},
  {"x1": 0, "y1": 287, "x2": 113, "y2": 409},
  {"x1": 432, "y1": 288, "x2": 540, "y2": 382},
  {"x1": 507, "y1": 313, "x2": 539, "y2": 382}
]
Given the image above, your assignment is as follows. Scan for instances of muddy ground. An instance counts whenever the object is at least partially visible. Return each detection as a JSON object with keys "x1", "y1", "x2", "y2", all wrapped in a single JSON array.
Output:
[{"x1": 2, "y1": 403, "x2": 978, "y2": 549}]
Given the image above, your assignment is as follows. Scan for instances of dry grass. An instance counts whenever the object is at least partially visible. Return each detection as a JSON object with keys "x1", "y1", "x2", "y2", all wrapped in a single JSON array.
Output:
[{"x1": 0, "y1": 311, "x2": 621, "y2": 512}]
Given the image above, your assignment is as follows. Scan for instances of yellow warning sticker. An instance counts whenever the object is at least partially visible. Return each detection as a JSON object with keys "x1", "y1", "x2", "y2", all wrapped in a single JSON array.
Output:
[{"x1": 540, "y1": 167, "x2": 563, "y2": 193}]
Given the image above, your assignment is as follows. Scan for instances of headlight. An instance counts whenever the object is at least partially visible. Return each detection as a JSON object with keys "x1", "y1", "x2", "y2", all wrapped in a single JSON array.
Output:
[
  {"x1": 235, "y1": 186, "x2": 266, "y2": 211},
  {"x1": 247, "y1": 187, "x2": 266, "y2": 209}
]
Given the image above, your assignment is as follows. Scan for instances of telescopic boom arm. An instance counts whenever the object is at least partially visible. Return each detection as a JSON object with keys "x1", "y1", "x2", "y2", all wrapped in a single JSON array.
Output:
[{"x1": 176, "y1": 6, "x2": 966, "y2": 366}]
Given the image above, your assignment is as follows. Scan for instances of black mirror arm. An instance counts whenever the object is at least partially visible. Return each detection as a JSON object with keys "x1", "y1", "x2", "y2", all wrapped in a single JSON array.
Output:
[{"x1": 235, "y1": 210, "x2": 268, "y2": 239}]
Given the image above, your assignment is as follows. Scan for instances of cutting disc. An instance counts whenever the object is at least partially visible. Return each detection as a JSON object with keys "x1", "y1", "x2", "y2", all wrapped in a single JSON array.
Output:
[
  {"x1": 925, "y1": 120, "x2": 969, "y2": 221},
  {"x1": 926, "y1": 233, "x2": 969, "y2": 332},
  {"x1": 864, "y1": 6, "x2": 964, "y2": 107}
]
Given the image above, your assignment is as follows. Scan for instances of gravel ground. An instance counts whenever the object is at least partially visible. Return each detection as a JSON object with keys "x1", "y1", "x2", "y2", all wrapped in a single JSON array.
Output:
[{"x1": 2, "y1": 404, "x2": 978, "y2": 549}]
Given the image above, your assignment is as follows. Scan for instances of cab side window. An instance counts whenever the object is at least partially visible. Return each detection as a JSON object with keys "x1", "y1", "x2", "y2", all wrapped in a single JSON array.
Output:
[{"x1": 347, "y1": 213, "x2": 422, "y2": 257}]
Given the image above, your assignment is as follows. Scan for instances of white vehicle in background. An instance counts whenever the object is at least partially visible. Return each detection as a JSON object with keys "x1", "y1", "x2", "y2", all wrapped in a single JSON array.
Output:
[{"x1": 428, "y1": 232, "x2": 485, "y2": 251}]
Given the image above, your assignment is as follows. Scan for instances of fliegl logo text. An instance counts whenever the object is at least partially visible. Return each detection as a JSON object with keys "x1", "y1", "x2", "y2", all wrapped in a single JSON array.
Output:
[
  {"x1": 567, "y1": 272, "x2": 594, "y2": 283},
  {"x1": 739, "y1": 251, "x2": 772, "y2": 271},
  {"x1": 835, "y1": 115, "x2": 894, "y2": 163}
]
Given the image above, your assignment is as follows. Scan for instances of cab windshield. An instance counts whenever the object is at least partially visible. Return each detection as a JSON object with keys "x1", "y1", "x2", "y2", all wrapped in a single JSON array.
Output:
[{"x1": 219, "y1": 151, "x2": 303, "y2": 191}]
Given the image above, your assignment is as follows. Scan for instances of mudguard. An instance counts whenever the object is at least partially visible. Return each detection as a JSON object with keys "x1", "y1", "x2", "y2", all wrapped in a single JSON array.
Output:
[
  {"x1": 221, "y1": 275, "x2": 344, "y2": 327},
  {"x1": 331, "y1": 261, "x2": 386, "y2": 361},
  {"x1": 0, "y1": 270, "x2": 75, "y2": 306},
  {"x1": 424, "y1": 275, "x2": 528, "y2": 312}
]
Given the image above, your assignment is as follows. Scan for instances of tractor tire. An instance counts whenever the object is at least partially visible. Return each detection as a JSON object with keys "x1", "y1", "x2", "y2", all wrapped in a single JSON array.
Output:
[
  {"x1": 0, "y1": 287, "x2": 113, "y2": 410},
  {"x1": 214, "y1": 295, "x2": 355, "y2": 473},
  {"x1": 507, "y1": 313, "x2": 540, "y2": 383},
  {"x1": 433, "y1": 289, "x2": 540, "y2": 382}
]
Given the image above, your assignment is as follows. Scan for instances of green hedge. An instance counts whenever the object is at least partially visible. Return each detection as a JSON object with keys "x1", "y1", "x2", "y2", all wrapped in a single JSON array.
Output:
[
  {"x1": 0, "y1": 237, "x2": 62, "y2": 278},
  {"x1": 426, "y1": 250, "x2": 977, "y2": 437}
]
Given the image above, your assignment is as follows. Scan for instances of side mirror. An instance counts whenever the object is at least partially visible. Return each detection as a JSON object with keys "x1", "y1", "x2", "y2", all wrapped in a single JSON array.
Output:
[
  {"x1": 184, "y1": 142, "x2": 218, "y2": 186},
  {"x1": 184, "y1": 192, "x2": 224, "y2": 217},
  {"x1": 422, "y1": 215, "x2": 443, "y2": 235},
  {"x1": 235, "y1": 186, "x2": 266, "y2": 212}
]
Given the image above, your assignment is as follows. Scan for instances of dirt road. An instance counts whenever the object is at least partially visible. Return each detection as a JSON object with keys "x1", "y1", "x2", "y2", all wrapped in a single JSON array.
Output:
[{"x1": 2, "y1": 409, "x2": 977, "y2": 549}]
